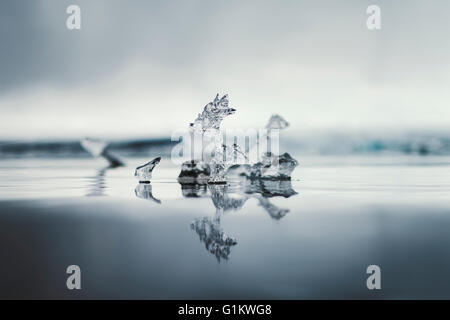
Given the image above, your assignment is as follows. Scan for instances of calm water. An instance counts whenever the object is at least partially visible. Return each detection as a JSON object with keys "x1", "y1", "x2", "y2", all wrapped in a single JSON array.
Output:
[{"x1": 0, "y1": 155, "x2": 450, "y2": 299}]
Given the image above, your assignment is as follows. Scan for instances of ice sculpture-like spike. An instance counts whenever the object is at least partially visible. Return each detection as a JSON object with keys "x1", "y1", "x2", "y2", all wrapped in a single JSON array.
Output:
[
  {"x1": 134, "y1": 157, "x2": 161, "y2": 183},
  {"x1": 189, "y1": 94, "x2": 236, "y2": 184},
  {"x1": 191, "y1": 94, "x2": 236, "y2": 131}
]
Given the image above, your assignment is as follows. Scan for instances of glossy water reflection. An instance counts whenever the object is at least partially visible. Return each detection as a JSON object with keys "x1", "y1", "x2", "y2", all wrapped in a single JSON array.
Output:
[{"x1": 179, "y1": 179, "x2": 298, "y2": 261}]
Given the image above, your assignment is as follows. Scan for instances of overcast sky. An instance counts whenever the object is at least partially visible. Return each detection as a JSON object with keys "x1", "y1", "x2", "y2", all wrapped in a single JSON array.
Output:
[{"x1": 1, "y1": 0, "x2": 449, "y2": 139}]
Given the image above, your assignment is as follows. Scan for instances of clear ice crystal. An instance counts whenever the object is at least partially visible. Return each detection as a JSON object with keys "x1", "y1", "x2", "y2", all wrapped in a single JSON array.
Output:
[
  {"x1": 190, "y1": 94, "x2": 236, "y2": 131},
  {"x1": 265, "y1": 114, "x2": 289, "y2": 130},
  {"x1": 134, "y1": 157, "x2": 161, "y2": 182},
  {"x1": 189, "y1": 94, "x2": 236, "y2": 184},
  {"x1": 228, "y1": 152, "x2": 299, "y2": 180},
  {"x1": 250, "y1": 152, "x2": 298, "y2": 180}
]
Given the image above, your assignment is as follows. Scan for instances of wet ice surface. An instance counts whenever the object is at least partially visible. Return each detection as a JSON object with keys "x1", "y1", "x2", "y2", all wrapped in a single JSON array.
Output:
[{"x1": 1, "y1": 155, "x2": 450, "y2": 298}]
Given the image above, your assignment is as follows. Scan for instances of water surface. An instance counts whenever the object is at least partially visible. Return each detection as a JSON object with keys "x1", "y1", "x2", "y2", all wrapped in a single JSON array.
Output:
[{"x1": 0, "y1": 155, "x2": 449, "y2": 299}]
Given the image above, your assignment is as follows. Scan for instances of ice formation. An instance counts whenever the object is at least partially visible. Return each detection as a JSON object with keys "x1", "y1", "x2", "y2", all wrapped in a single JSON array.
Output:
[
  {"x1": 80, "y1": 137, "x2": 124, "y2": 167},
  {"x1": 177, "y1": 160, "x2": 210, "y2": 185},
  {"x1": 186, "y1": 179, "x2": 297, "y2": 260},
  {"x1": 189, "y1": 94, "x2": 236, "y2": 184},
  {"x1": 227, "y1": 152, "x2": 298, "y2": 180},
  {"x1": 250, "y1": 152, "x2": 298, "y2": 180},
  {"x1": 134, "y1": 157, "x2": 161, "y2": 183},
  {"x1": 182, "y1": 96, "x2": 299, "y2": 184},
  {"x1": 190, "y1": 94, "x2": 236, "y2": 131}
]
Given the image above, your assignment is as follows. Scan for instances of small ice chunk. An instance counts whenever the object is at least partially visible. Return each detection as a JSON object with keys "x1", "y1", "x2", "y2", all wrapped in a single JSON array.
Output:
[
  {"x1": 250, "y1": 152, "x2": 298, "y2": 180},
  {"x1": 190, "y1": 217, "x2": 237, "y2": 261},
  {"x1": 265, "y1": 114, "x2": 289, "y2": 130},
  {"x1": 177, "y1": 160, "x2": 210, "y2": 184},
  {"x1": 134, "y1": 157, "x2": 161, "y2": 182}
]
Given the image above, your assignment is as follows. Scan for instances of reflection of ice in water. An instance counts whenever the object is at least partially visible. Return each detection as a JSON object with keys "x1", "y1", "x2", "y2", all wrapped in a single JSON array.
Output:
[
  {"x1": 80, "y1": 138, "x2": 124, "y2": 168},
  {"x1": 185, "y1": 179, "x2": 297, "y2": 261},
  {"x1": 189, "y1": 94, "x2": 236, "y2": 184},
  {"x1": 86, "y1": 166, "x2": 108, "y2": 197},
  {"x1": 181, "y1": 183, "x2": 208, "y2": 198},
  {"x1": 244, "y1": 179, "x2": 296, "y2": 220},
  {"x1": 190, "y1": 217, "x2": 237, "y2": 262},
  {"x1": 257, "y1": 197, "x2": 289, "y2": 220},
  {"x1": 209, "y1": 184, "x2": 248, "y2": 214},
  {"x1": 134, "y1": 184, "x2": 161, "y2": 204},
  {"x1": 244, "y1": 179, "x2": 298, "y2": 198}
]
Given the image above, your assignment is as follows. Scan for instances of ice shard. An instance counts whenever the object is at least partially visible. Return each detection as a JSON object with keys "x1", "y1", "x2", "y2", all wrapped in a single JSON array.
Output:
[
  {"x1": 254, "y1": 152, "x2": 299, "y2": 180},
  {"x1": 189, "y1": 94, "x2": 236, "y2": 184},
  {"x1": 229, "y1": 152, "x2": 299, "y2": 180},
  {"x1": 80, "y1": 137, "x2": 124, "y2": 167},
  {"x1": 134, "y1": 157, "x2": 161, "y2": 183}
]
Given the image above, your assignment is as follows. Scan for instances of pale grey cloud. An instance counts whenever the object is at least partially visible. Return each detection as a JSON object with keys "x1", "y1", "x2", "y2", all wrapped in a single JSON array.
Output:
[{"x1": 0, "y1": 0, "x2": 449, "y2": 138}]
